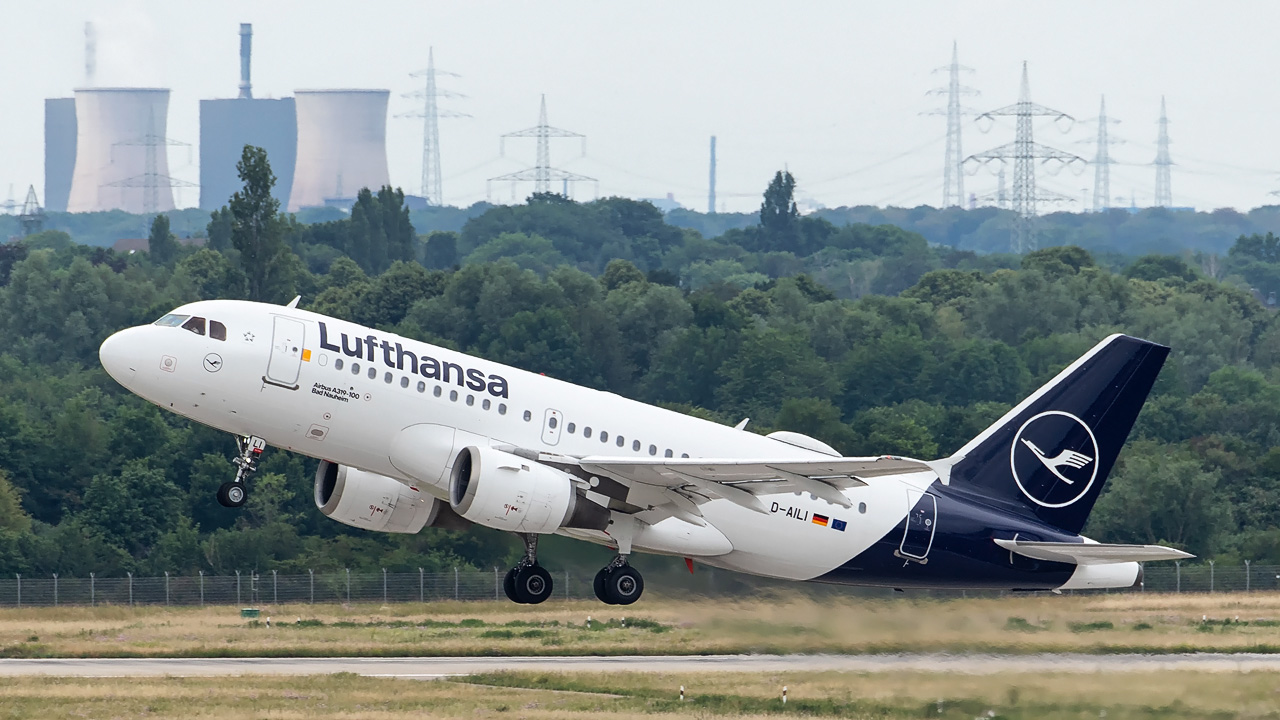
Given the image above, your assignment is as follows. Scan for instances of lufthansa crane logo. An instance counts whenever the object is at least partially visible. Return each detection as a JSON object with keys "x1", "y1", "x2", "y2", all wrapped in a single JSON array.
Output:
[{"x1": 1009, "y1": 410, "x2": 1099, "y2": 508}]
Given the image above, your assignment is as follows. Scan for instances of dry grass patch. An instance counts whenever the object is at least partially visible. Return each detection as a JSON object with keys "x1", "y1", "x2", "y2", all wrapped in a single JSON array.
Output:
[
  {"x1": 1, "y1": 669, "x2": 1277, "y2": 719},
  {"x1": 4, "y1": 591, "x2": 1280, "y2": 657}
]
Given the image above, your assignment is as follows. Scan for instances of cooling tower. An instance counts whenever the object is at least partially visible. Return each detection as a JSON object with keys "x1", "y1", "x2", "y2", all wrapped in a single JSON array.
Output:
[
  {"x1": 66, "y1": 88, "x2": 175, "y2": 214},
  {"x1": 199, "y1": 98, "x2": 296, "y2": 210},
  {"x1": 44, "y1": 98, "x2": 77, "y2": 213},
  {"x1": 288, "y1": 89, "x2": 391, "y2": 212}
]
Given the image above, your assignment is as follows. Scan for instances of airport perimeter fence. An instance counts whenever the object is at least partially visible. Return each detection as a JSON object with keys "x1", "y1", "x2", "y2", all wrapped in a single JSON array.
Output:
[
  {"x1": 0, "y1": 563, "x2": 1270, "y2": 607},
  {"x1": 0, "y1": 569, "x2": 606, "y2": 608}
]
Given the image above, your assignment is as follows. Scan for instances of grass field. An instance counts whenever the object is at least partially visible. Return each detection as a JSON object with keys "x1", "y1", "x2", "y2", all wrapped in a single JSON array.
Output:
[
  {"x1": 0, "y1": 670, "x2": 1275, "y2": 718},
  {"x1": 4, "y1": 591, "x2": 1280, "y2": 658}
]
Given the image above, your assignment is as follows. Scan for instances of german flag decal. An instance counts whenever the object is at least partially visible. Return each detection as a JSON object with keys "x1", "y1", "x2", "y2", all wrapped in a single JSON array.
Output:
[{"x1": 812, "y1": 514, "x2": 829, "y2": 527}]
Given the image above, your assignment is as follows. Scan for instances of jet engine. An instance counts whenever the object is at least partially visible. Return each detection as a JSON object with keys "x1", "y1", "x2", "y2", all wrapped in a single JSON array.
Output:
[
  {"x1": 314, "y1": 461, "x2": 469, "y2": 534},
  {"x1": 449, "y1": 446, "x2": 610, "y2": 534}
]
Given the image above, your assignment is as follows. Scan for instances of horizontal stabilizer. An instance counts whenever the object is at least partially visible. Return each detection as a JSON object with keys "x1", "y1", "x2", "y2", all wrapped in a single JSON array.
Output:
[{"x1": 993, "y1": 539, "x2": 1193, "y2": 565}]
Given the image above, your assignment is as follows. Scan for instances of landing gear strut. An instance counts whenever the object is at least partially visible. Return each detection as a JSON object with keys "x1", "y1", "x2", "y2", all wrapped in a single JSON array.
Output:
[
  {"x1": 503, "y1": 534, "x2": 554, "y2": 604},
  {"x1": 594, "y1": 556, "x2": 644, "y2": 605},
  {"x1": 217, "y1": 435, "x2": 265, "y2": 509}
]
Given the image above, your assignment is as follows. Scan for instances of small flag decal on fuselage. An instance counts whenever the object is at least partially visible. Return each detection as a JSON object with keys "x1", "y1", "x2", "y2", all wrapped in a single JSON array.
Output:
[
  {"x1": 831, "y1": 518, "x2": 847, "y2": 532},
  {"x1": 813, "y1": 514, "x2": 829, "y2": 527}
]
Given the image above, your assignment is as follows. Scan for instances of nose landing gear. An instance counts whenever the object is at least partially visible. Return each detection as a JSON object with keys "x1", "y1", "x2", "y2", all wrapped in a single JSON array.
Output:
[
  {"x1": 217, "y1": 435, "x2": 265, "y2": 509},
  {"x1": 503, "y1": 533, "x2": 555, "y2": 604}
]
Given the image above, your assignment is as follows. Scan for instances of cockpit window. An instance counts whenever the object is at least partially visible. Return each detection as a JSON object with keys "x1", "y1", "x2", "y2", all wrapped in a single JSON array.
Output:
[
  {"x1": 181, "y1": 316, "x2": 206, "y2": 336},
  {"x1": 209, "y1": 321, "x2": 227, "y2": 341},
  {"x1": 154, "y1": 313, "x2": 189, "y2": 327}
]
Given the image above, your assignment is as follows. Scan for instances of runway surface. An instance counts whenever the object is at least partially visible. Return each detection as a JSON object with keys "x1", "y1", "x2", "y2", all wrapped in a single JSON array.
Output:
[{"x1": 4, "y1": 654, "x2": 1280, "y2": 677}]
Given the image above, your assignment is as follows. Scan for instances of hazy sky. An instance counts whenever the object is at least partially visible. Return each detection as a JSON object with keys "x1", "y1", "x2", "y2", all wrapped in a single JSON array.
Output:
[{"x1": 5, "y1": 1, "x2": 1280, "y2": 213}]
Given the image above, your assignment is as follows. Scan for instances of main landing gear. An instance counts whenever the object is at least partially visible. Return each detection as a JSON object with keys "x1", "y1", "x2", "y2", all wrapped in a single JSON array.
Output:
[
  {"x1": 217, "y1": 435, "x2": 266, "y2": 509},
  {"x1": 594, "y1": 557, "x2": 644, "y2": 606},
  {"x1": 503, "y1": 534, "x2": 555, "y2": 604}
]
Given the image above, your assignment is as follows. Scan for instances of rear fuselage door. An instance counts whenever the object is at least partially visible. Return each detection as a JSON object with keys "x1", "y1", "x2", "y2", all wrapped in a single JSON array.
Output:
[
  {"x1": 898, "y1": 490, "x2": 937, "y2": 563},
  {"x1": 265, "y1": 316, "x2": 305, "y2": 389}
]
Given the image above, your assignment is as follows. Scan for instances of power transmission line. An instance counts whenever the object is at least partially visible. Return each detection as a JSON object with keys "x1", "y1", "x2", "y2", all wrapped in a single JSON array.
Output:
[{"x1": 965, "y1": 62, "x2": 1085, "y2": 253}]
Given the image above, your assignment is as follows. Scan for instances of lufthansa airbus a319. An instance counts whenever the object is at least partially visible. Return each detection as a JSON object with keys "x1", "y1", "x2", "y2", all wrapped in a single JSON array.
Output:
[{"x1": 98, "y1": 298, "x2": 1191, "y2": 605}]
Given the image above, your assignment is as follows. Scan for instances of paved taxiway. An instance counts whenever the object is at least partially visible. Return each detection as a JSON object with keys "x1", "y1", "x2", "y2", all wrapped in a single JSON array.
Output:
[{"x1": 4, "y1": 654, "x2": 1280, "y2": 677}]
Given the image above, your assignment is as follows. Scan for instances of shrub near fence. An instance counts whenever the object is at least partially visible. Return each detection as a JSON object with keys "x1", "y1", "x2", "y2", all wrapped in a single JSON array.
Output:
[{"x1": 0, "y1": 564, "x2": 1273, "y2": 607}]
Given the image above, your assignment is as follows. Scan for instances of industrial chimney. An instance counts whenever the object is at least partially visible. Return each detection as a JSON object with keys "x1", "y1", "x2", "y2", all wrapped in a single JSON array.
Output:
[
  {"x1": 238, "y1": 23, "x2": 252, "y2": 99},
  {"x1": 288, "y1": 89, "x2": 391, "y2": 212},
  {"x1": 67, "y1": 88, "x2": 176, "y2": 214}
]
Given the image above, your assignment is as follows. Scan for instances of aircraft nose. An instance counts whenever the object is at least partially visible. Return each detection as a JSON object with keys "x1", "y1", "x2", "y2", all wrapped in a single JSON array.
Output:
[{"x1": 99, "y1": 327, "x2": 141, "y2": 384}]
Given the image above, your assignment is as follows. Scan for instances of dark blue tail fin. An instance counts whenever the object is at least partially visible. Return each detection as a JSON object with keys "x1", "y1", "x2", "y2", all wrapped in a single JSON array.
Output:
[{"x1": 944, "y1": 334, "x2": 1168, "y2": 534}]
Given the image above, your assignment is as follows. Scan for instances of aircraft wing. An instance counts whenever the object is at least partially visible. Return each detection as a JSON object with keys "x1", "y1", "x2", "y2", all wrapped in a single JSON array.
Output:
[
  {"x1": 993, "y1": 539, "x2": 1193, "y2": 565},
  {"x1": 557, "y1": 454, "x2": 932, "y2": 513}
]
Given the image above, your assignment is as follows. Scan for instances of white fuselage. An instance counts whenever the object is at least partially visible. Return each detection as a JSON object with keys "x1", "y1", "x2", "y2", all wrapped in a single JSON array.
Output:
[{"x1": 100, "y1": 299, "x2": 934, "y2": 582}]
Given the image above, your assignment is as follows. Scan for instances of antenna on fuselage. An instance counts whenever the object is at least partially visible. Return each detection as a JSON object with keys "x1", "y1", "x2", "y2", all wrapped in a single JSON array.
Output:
[{"x1": 286, "y1": 296, "x2": 301, "y2": 308}]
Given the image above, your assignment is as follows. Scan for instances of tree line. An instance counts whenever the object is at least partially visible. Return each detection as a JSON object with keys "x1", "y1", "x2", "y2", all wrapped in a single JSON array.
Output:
[{"x1": 1, "y1": 154, "x2": 1279, "y2": 577}]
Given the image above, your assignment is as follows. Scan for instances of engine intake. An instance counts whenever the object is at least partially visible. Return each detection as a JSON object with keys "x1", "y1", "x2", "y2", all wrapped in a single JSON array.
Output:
[
  {"x1": 449, "y1": 446, "x2": 609, "y2": 533},
  {"x1": 315, "y1": 461, "x2": 469, "y2": 534}
]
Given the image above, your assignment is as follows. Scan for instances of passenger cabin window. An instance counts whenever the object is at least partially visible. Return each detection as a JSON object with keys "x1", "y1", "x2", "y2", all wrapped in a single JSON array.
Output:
[
  {"x1": 209, "y1": 321, "x2": 227, "y2": 341},
  {"x1": 154, "y1": 313, "x2": 189, "y2": 327},
  {"x1": 181, "y1": 316, "x2": 206, "y2": 336}
]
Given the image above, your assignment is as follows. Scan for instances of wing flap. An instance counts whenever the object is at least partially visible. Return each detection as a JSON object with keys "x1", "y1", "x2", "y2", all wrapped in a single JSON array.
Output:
[
  {"x1": 576, "y1": 455, "x2": 931, "y2": 488},
  {"x1": 994, "y1": 539, "x2": 1193, "y2": 565}
]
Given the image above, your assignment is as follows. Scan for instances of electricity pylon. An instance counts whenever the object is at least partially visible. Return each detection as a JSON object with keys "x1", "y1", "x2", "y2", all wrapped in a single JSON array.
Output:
[
  {"x1": 398, "y1": 48, "x2": 469, "y2": 206},
  {"x1": 488, "y1": 95, "x2": 595, "y2": 200},
  {"x1": 965, "y1": 62, "x2": 1085, "y2": 253},
  {"x1": 1154, "y1": 96, "x2": 1173, "y2": 207},
  {"x1": 926, "y1": 42, "x2": 979, "y2": 208}
]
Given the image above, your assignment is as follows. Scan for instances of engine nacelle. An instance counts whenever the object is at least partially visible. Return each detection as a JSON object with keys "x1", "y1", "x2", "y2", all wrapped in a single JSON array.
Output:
[
  {"x1": 449, "y1": 446, "x2": 609, "y2": 534},
  {"x1": 314, "y1": 461, "x2": 469, "y2": 534}
]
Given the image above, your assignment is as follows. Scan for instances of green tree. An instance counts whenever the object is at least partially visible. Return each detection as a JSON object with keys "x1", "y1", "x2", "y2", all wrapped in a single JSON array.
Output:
[
  {"x1": 759, "y1": 170, "x2": 799, "y2": 252},
  {"x1": 229, "y1": 145, "x2": 293, "y2": 302},
  {"x1": 422, "y1": 230, "x2": 459, "y2": 269},
  {"x1": 601, "y1": 259, "x2": 646, "y2": 291},
  {"x1": 0, "y1": 470, "x2": 31, "y2": 533},
  {"x1": 147, "y1": 213, "x2": 180, "y2": 265},
  {"x1": 760, "y1": 171, "x2": 798, "y2": 234},
  {"x1": 774, "y1": 397, "x2": 858, "y2": 454},
  {"x1": 206, "y1": 206, "x2": 234, "y2": 252},
  {"x1": 80, "y1": 461, "x2": 181, "y2": 555},
  {"x1": 1087, "y1": 442, "x2": 1231, "y2": 555}
]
